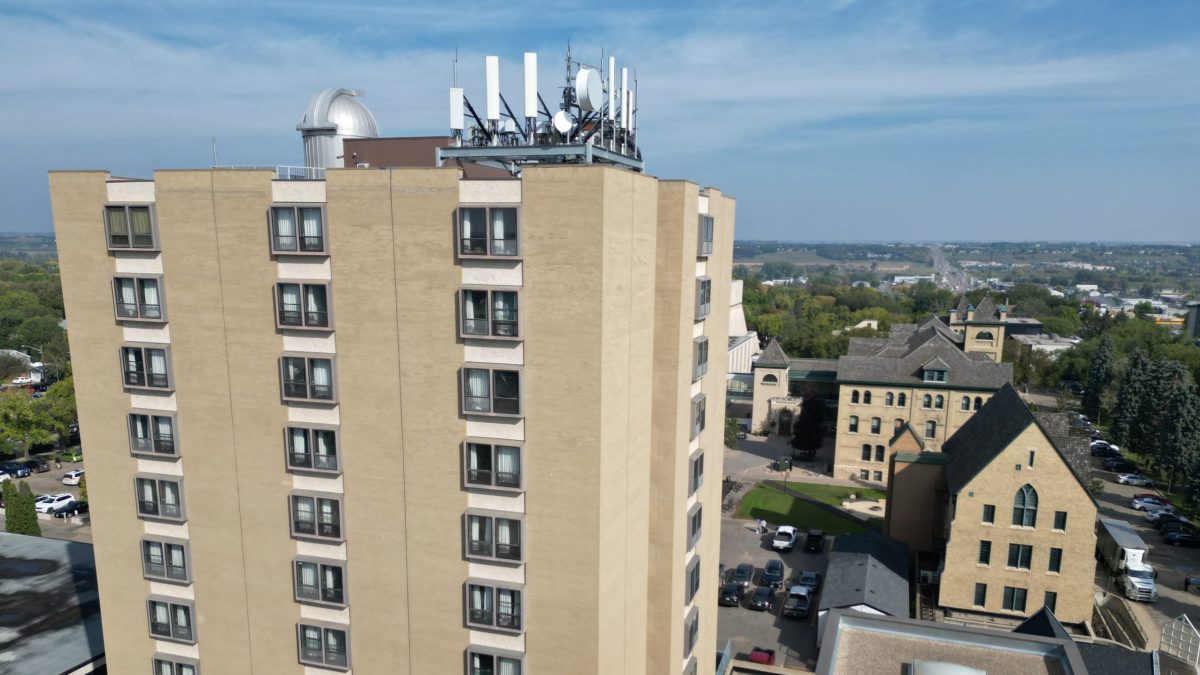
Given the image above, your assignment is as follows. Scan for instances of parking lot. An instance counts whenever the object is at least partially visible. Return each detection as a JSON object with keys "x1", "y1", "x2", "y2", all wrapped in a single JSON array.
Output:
[
  {"x1": 718, "y1": 516, "x2": 827, "y2": 670},
  {"x1": 0, "y1": 456, "x2": 92, "y2": 544}
]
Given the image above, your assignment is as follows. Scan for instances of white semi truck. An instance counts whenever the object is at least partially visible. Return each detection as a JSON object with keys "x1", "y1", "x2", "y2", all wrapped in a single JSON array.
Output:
[{"x1": 1097, "y1": 517, "x2": 1157, "y2": 602}]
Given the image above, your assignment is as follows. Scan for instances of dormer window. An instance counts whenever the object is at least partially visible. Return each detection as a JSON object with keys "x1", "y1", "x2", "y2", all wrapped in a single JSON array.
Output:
[{"x1": 923, "y1": 368, "x2": 947, "y2": 383}]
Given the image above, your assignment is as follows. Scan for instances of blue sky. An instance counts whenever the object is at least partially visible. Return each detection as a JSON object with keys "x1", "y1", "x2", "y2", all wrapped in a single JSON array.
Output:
[{"x1": 2, "y1": 0, "x2": 1197, "y2": 241}]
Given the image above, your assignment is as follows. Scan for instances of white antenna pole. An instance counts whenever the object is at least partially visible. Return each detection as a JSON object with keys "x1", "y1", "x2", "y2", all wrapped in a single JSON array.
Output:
[
  {"x1": 620, "y1": 67, "x2": 629, "y2": 153},
  {"x1": 608, "y1": 56, "x2": 616, "y2": 150},
  {"x1": 523, "y1": 52, "x2": 538, "y2": 145},
  {"x1": 631, "y1": 74, "x2": 637, "y2": 146},
  {"x1": 485, "y1": 55, "x2": 500, "y2": 145},
  {"x1": 450, "y1": 87, "x2": 464, "y2": 146}
]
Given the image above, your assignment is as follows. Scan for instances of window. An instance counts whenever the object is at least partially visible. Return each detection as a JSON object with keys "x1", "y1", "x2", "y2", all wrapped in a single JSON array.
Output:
[
  {"x1": 1043, "y1": 591, "x2": 1057, "y2": 613},
  {"x1": 1053, "y1": 511, "x2": 1067, "y2": 531},
  {"x1": 142, "y1": 538, "x2": 189, "y2": 583},
  {"x1": 462, "y1": 367, "x2": 522, "y2": 416},
  {"x1": 105, "y1": 204, "x2": 157, "y2": 250},
  {"x1": 294, "y1": 558, "x2": 346, "y2": 607},
  {"x1": 697, "y1": 214, "x2": 714, "y2": 257},
  {"x1": 695, "y1": 277, "x2": 712, "y2": 320},
  {"x1": 922, "y1": 394, "x2": 932, "y2": 408},
  {"x1": 848, "y1": 416, "x2": 859, "y2": 433},
  {"x1": 974, "y1": 396, "x2": 984, "y2": 411},
  {"x1": 280, "y1": 356, "x2": 336, "y2": 402},
  {"x1": 113, "y1": 276, "x2": 164, "y2": 321},
  {"x1": 974, "y1": 583, "x2": 987, "y2": 607},
  {"x1": 147, "y1": 599, "x2": 194, "y2": 643},
  {"x1": 859, "y1": 469, "x2": 870, "y2": 480},
  {"x1": 861, "y1": 444, "x2": 872, "y2": 461},
  {"x1": 152, "y1": 656, "x2": 198, "y2": 675},
  {"x1": 851, "y1": 390, "x2": 860, "y2": 404},
  {"x1": 468, "y1": 651, "x2": 523, "y2": 675},
  {"x1": 934, "y1": 395, "x2": 944, "y2": 409},
  {"x1": 285, "y1": 426, "x2": 339, "y2": 474},
  {"x1": 276, "y1": 282, "x2": 331, "y2": 330},
  {"x1": 269, "y1": 205, "x2": 326, "y2": 255},
  {"x1": 290, "y1": 493, "x2": 343, "y2": 541},
  {"x1": 1048, "y1": 548, "x2": 1062, "y2": 573},
  {"x1": 982, "y1": 504, "x2": 995, "y2": 524},
  {"x1": 881, "y1": 392, "x2": 891, "y2": 406},
  {"x1": 464, "y1": 442, "x2": 522, "y2": 490},
  {"x1": 684, "y1": 608, "x2": 699, "y2": 658},
  {"x1": 870, "y1": 417, "x2": 881, "y2": 434},
  {"x1": 762, "y1": 374, "x2": 778, "y2": 385},
  {"x1": 1012, "y1": 484, "x2": 1038, "y2": 527},
  {"x1": 976, "y1": 330, "x2": 995, "y2": 342},
  {"x1": 1002, "y1": 586, "x2": 1028, "y2": 612},
  {"x1": 465, "y1": 513, "x2": 522, "y2": 562},
  {"x1": 693, "y1": 337, "x2": 709, "y2": 381},
  {"x1": 458, "y1": 207, "x2": 518, "y2": 257},
  {"x1": 978, "y1": 540, "x2": 992, "y2": 565},
  {"x1": 686, "y1": 555, "x2": 701, "y2": 603},
  {"x1": 121, "y1": 345, "x2": 171, "y2": 390},
  {"x1": 897, "y1": 393, "x2": 907, "y2": 407},
  {"x1": 863, "y1": 391, "x2": 872, "y2": 405},
  {"x1": 129, "y1": 413, "x2": 177, "y2": 457},
  {"x1": 689, "y1": 449, "x2": 704, "y2": 495},
  {"x1": 925, "y1": 421, "x2": 937, "y2": 439},
  {"x1": 961, "y1": 396, "x2": 970, "y2": 411},
  {"x1": 690, "y1": 394, "x2": 707, "y2": 440},
  {"x1": 135, "y1": 476, "x2": 184, "y2": 522},
  {"x1": 460, "y1": 289, "x2": 520, "y2": 339},
  {"x1": 1007, "y1": 544, "x2": 1033, "y2": 570},
  {"x1": 873, "y1": 471, "x2": 883, "y2": 481},
  {"x1": 1028, "y1": 450, "x2": 1035, "y2": 468},
  {"x1": 688, "y1": 505, "x2": 702, "y2": 550},
  {"x1": 874, "y1": 445, "x2": 885, "y2": 462},
  {"x1": 297, "y1": 623, "x2": 349, "y2": 669},
  {"x1": 466, "y1": 583, "x2": 523, "y2": 632},
  {"x1": 924, "y1": 368, "x2": 947, "y2": 383}
]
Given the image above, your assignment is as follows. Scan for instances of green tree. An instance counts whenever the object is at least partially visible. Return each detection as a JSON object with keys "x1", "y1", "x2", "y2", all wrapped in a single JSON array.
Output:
[
  {"x1": 1111, "y1": 351, "x2": 1150, "y2": 447},
  {"x1": 0, "y1": 390, "x2": 55, "y2": 458},
  {"x1": 32, "y1": 376, "x2": 75, "y2": 441},
  {"x1": 6, "y1": 480, "x2": 41, "y2": 536},
  {"x1": 1136, "y1": 359, "x2": 1191, "y2": 467},
  {"x1": 0, "y1": 352, "x2": 27, "y2": 380},
  {"x1": 12, "y1": 316, "x2": 62, "y2": 354},
  {"x1": 790, "y1": 394, "x2": 825, "y2": 455},
  {"x1": 1155, "y1": 385, "x2": 1200, "y2": 492},
  {"x1": 79, "y1": 475, "x2": 87, "y2": 503},
  {"x1": 1133, "y1": 301, "x2": 1154, "y2": 320},
  {"x1": 1083, "y1": 335, "x2": 1116, "y2": 421},
  {"x1": 724, "y1": 416, "x2": 741, "y2": 448}
]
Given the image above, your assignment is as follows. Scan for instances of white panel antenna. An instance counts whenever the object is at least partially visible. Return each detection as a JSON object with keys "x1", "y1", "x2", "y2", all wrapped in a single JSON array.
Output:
[
  {"x1": 620, "y1": 67, "x2": 629, "y2": 131},
  {"x1": 575, "y1": 68, "x2": 602, "y2": 112},
  {"x1": 449, "y1": 88, "x2": 464, "y2": 130},
  {"x1": 523, "y1": 52, "x2": 538, "y2": 119},
  {"x1": 608, "y1": 57, "x2": 616, "y2": 121},
  {"x1": 485, "y1": 55, "x2": 500, "y2": 121}
]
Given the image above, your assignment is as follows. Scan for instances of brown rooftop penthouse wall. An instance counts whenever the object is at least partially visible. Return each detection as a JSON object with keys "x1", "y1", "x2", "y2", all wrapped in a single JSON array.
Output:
[{"x1": 886, "y1": 456, "x2": 945, "y2": 555}]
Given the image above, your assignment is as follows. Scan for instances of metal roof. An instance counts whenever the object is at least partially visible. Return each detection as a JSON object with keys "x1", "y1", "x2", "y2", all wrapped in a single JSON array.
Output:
[{"x1": 297, "y1": 88, "x2": 379, "y2": 138}]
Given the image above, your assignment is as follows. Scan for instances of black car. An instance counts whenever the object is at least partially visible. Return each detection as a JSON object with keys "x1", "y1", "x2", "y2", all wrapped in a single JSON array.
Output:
[
  {"x1": 23, "y1": 457, "x2": 49, "y2": 473},
  {"x1": 1091, "y1": 446, "x2": 1122, "y2": 459},
  {"x1": 1155, "y1": 513, "x2": 1191, "y2": 530},
  {"x1": 749, "y1": 586, "x2": 774, "y2": 611},
  {"x1": 0, "y1": 461, "x2": 30, "y2": 478},
  {"x1": 803, "y1": 530, "x2": 824, "y2": 553},
  {"x1": 52, "y1": 500, "x2": 88, "y2": 518},
  {"x1": 1164, "y1": 531, "x2": 1200, "y2": 548},
  {"x1": 731, "y1": 563, "x2": 755, "y2": 589},
  {"x1": 1062, "y1": 382, "x2": 1085, "y2": 397},
  {"x1": 1104, "y1": 459, "x2": 1137, "y2": 473},
  {"x1": 1160, "y1": 521, "x2": 1196, "y2": 537},
  {"x1": 718, "y1": 582, "x2": 745, "y2": 607},
  {"x1": 761, "y1": 559, "x2": 786, "y2": 588}
]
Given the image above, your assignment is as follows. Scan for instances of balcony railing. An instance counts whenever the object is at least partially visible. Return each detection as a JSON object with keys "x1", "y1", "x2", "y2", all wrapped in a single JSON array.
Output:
[
  {"x1": 492, "y1": 309, "x2": 518, "y2": 337},
  {"x1": 467, "y1": 468, "x2": 492, "y2": 485},
  {"x1": 317, "y1": 521, "x2": 340, "y2": 538},
  {"x1": 140, "y1": 303, "x2": 162, "y2": 319},
  {"x1": 138, "y1": 500, "x2": 159, "y2": 516},
  {"x1": 279, "y1": 307, "x2": 303, "y2": 326},
  {"x1": 463, "y1": 396, "x2": 490, "y2": 413},
  {"x1": 305, "y1": 310, "x2": 329, "y2": 327},
  {"x1": 492, "y1": 239, "x2": 518, "y2": 256},
  {"x1": 310, "y1": 384, "x2": 333, "y2": 400},
  {"x1": 496, "y1": 611, "x2": 521, "y2": 630},
  {"x1": 283, "y1": 380, "x2": 309, "y2": 398},
  {"x1": 300, "y1": 235, "x2": 325, "y2": 252},
  {"x1": 468, "y1": 539, "x2": 493, "y2": 557},
  {"x1": 161, "y1": 502, "x2": 182, "y2": 519},
  {"x1": 493, "y1": 396, "x2": 519, "y2": 415},
  {"x1": 296, "y1": 583, "x2": 320, "y2": 601},
  {"x1": 469, "y1": 608, "x2": 493, "y2": 625},
  {"x1": 166, "y1": 563, "x2": 187, "y2": 581},
  {"x1": 144, "y1": 561, "x2": 165, "y2": 578},
  {"x1": 125, "y1": 369, "x2": 169, "y2": 388},
  {"x1": 463, "y1": 318, "x2": 489, "y2": 335},
  {"x1": 496, "y1": 471, "x2": 520, "y2": 489},
  {"x1": 293, "y1": 519, "x2": 316, "y2": 535},
  {"x1": 495, "y1": 543, "x2": 521, "y2": 561},
  {"x1": 325, "y1": 645, "x2": 348, "y2": 667},
  {"x1": 155, "y1": 436, "x2": 175, "y2": 453},
  {"x1": 150, "y1": 621, "x2": 171, "y2": 638},
  {"x1": 273, "y1": 235, "x2": 298, "y2": 251},
  {"x1": 116, "y1": 302, "x2": 139, "y2": 318},
  {"x1": 461, "y1": 237, "x2": 488, "y2": 256},
  {"x1": 322, "y1": 586, "x2": 344, "y2": 605},
  {"x1": 290, "y1": 452, "x2": 338, "y2": 471}
]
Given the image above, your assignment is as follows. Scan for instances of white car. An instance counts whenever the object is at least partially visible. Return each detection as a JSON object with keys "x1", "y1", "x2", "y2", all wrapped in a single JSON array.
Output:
[
  {"x1": 10, "y1": 376, "x2": 34, "y2": 385},
  {"x1": 772, "y1": 525, "x2": 799, "y2": 551},
  {"x1": 1145, "y1": 507, "x2": 1187, "y2": 524},
  {"x1": 1117, "y1": 473, "x2": 1153, "y2": 487},
  {"x1": 62, "y1": 469, "x2": 85, "y2": 486},
  {"x1": 35, "y1": 493, "x2": 75, "y2": 514},
  {"x1": 1131, "y1": 496, "x2": 1169, "y2": 511}
]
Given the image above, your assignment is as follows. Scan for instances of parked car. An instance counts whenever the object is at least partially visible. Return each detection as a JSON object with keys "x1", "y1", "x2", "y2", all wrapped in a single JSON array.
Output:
[
  {"x1": 1131, "y1": 495, "x2": 1169, "y2": 511},
  {"x1": 718, "y1": 582, "x2": 745, "y2": 607},
  {"x1": 772, "y1": 525, "x2": 799, "y2": 552},
  {"x1": 1091, "y1": 446, "x2": 1122, "y2": 459},
  {"x1": 1155, "y1": 513, "x2": 1192, "y2": 530},
  {"x1": 1062, "y1": 382, "x2": 1085, "y2": 397},
  {"x1": 803, "y1": 529, "x2": 825, "y2": 553},
  {"x1": 1103, "y1": 459, "x2": 1137, "y2": 473},
  {"x1": 1164, "y1": 531, "x2": 1200, "y2": 548},
  {"x1": 731, "y1": 563, "x2": 755, "y2": 589},
  {"x1": 749, "y1": 586, "x2": 774, "y2": 611},
  {"x1": 11, "y1": 376, "x2": 34, "y2": 385},
  {"x1": 761, "y1": 559, "x2": 786, "y2": 589},
  {"x1": 62, "y1": 469, "x2": 85, "y2": 486},
  {"x1": 52, "y1": 500, "x2": 88, "y2": 518},
  {"x1": 798, "y1": 569, "x2": 822, "y2": 592},
  {"x1": 1118, "y1": 474, "x2": 1154, "y2": 487},
  {"x1": 1159, "y1": 521, "x2": 1196, "y2": 537},
  {"x1": 22, "y1": 457, "x2": 49, "y2": 473},
  {"x1": 747, "y1": 648, "x2": 776, "y2": 665},
  {"x1": 0, "y1": 461, "x2": 31, "y2": 478},
  {"x1": 782, "y1": 585, "x2": 813, "y2": 619},
  {"x1": 35, "y1": 493, "x2": 75, "y2": 514},
  {"x1": 58, "y1": 448, "x2": 83, "y2": 463},
  {"x1": 1146, "y1": 507, "x2": 1187, "y2": 524}
]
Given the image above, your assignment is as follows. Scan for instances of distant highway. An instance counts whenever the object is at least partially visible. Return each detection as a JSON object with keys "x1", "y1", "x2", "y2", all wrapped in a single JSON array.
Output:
[{"x1": 929, "y1": 245, "x2": 971, "y2": 292}]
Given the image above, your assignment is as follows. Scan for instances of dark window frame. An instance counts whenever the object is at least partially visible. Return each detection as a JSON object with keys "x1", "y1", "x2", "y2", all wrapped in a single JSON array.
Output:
[
  {"x1": 465, "y1": 580, "x2": 524, "y2": 634},
  {"x1": 134, "y1": 475, "x2": 186, "y2": 523},
  {"x1": 1053, "y1": 511, "x2": 1067, "y2": 531},
  {"x1": 146, "y1": 597, "x2": 195, "y2": 644},
  {"x1": 105, "y1": 203, "x2": 159, "y2": 251},
  {"x1": 112, "y1": 274, "x2": 166, "y2": 322},
  {"x1": 1048, "y1": 547, "x2": 1063, "y2": 574},
  {"x1": 457, "y1": 206, "x2": 520, "y2": 259},
  {"x1": 697, "y1": 214, "x2": 714, "y2": 257},
  {"x1": 129, "y1": 411, "x2": 178, "y2": 459},
  {"x1": 849, "y1": 415, "x2": 859, "y2": 433},
  {"x1": 151, "y1": 654, "x2": 199, "y2": 675},
  {"x1": 466, "y1": 649, "x2": 524, "y2": 675},
  {"x1": 687, "y1": 504, "x2": 703, "y2": 551},
  {"x1": 293, "y1": 556, "x2": 348, "y2": 608},
  {"x1": 459, "y1": 287, "x2": 521, "y2": 340},
  {"x1": 685, "y1": 554, "x2": 701, "y2": 603},
  {"x1": 275, "y1": 281, "x2": 334, "y2": 331},
  {"x1": 289, "y1": 492, "x2": 344, "y2": 543},
  {"x1": 296, "y1": 621, "x2": 350, "y2": 670},
  {"x1": 978, "y1": 540, "x2": 992, "y2": 565},
  {"x1": 284, "y1": 425, "x2": 341, "y2": 475},
  {"x1": 279, "y1": 354, "x2": 338, "y2": 403},
  {"x1": 693, "y1": 336, "x2": 710, "y2": 381},
  {"x1": 1002, "y1": 586, "x2": 1028, "y2": 612},
  {"x1": 695, "y1": 277, "x2": 712, "y2": 320},
  {"x1": 688, "y1": 448, "x2": 705, "y2": 496},
  {"x1": 974, "y1": 583, "x2": 987, "y2": 607},
  {"x1": 141, "y1": 536, "x2": 191, "y2": 584},
  {"x1": 462, "y1": 439, "x2": 523, "y2": 492},
  {"x1": 461, "y1": 365, "x2": 523, "y2": 417},
  {"x1": 982, "y1": 504, "x2": 995, "y2": 524},
  {"x1": 1012, "y1": 484, "x2": 1038, "y2": 528},
  {"x1": 464, "y1": 511, "x2": 523, "y2": 564},
  {"x1": 1007, "y1": 543, "x2": 1033, "y2": 570},
  {"x1": 269, "y1": 204, "x2": 328, "y2": 256},
  {"x1": 120, "y1": 344, "x2": 174, "y2": 391}
]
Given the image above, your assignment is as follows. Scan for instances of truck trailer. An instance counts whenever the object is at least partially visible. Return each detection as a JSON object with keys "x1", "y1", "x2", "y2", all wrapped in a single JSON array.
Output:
[{"x1": 1097, "y1": 517, "x2": 1157, "y2": 602}]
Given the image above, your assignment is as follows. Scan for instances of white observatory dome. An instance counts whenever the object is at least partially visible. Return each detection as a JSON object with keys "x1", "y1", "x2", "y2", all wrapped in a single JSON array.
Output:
[{"x1": 296, "y1": 88, "x2": 379, "y2": 170}]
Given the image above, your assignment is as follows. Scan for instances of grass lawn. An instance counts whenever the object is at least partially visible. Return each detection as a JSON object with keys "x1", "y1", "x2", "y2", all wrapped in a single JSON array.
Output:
[
  {"x1": 735, "y1": 483, "x2": 874, "y2": 535},
  {"x1": 766, "y1": 480, "x2": 886, "y2": 507}
]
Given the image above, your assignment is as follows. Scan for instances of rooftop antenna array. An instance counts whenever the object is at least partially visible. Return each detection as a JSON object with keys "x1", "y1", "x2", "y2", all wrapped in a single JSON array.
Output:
[{"x1": 438, "y1": 48, "x2": 643, "y2": 175}]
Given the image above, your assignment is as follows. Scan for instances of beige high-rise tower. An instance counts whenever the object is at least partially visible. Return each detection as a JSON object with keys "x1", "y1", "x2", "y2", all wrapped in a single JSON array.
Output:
[{"x1": 50, "y1": 161, "x2": 733, "y2": 675}]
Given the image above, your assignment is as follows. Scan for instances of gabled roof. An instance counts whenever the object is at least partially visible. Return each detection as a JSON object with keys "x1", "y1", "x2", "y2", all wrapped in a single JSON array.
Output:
[
  {"x1": 755, "y1": 339, "x2": 790, "y2": 369},
  {"x1": 922, "y1": 356, "x2": 949, "y2": 371},
  {"x1": 819, "y1": 533, "x2": 909, "y2": 617},
  {"x1": 942, "y1": 384, "x2": 1094, "y2": 499},
  {"x1": 889, "y1": 423, "x2": 925, "y2": 451},
  {"x1": 838, "y1": 317, "x2": 1010, "y2": 389},
  {"x1": 1014, "y1": 607, "x2": 1072, "y2": 640},
  {"x1": 973, "y1": 296, "x2": 1000, "y2": 321}
]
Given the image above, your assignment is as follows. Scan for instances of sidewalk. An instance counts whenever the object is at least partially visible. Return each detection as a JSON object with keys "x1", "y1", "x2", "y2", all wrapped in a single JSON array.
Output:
[{"x1": 725, "y1": 433, "x2": 858, "y2": 488}]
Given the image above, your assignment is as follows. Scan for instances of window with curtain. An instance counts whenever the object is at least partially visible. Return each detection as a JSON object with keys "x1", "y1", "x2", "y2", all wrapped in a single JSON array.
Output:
[
  {"x1": 165, "y1": 543, "x2": 186, "y2": 581},
  {"x1": 137, "y1": 478, "x2": 159, "y2": 516},
  {"x1": 462, "y1": 290, "x2": 490, "y2": 335},
  {"x1": 303, "y1": 285, "x2": 329, "y2": 327},
  {"x1": 491, "y1": 208, "x2": 518, "y2": 256},
  {"x1": 143, "y1": 541, "x2": 165, "y2": 578},
  {"x1": 287, "y1": 427, "x2": 310, "y2": 467},
  {"x1": 495, "y1": 445, "x2": 520, "y2": 488},
  {"x1": 466, "y1": 442, "x2": 492, "y2": 485},
  {"x1": 160, "y1": 481, "x2": 181, "y2": 519},
  {"x1": 271, "y1": 207, "x2": 298, "y2": 251},
  {"x1": 292, "y1": 496, "x2": 316, "y2": 535},
  {"x1": 496, "y1": 518, "x2": 521, "y2": 560},
  {"x1": 467, "y1": 515, "x2": 493, "y2": 557},
  {"x1": 1012, "y1": 484, "x2": 1038, "y2": 527},
  {"x1": 277, "y1": 284, "x2": 302, "y2": 326},
  {"x1": 492, "y1": 291, "x2": 518, "y2": 336},
  {"x1": 463, "y1": 368, "x2": 491, "y2": 412},
  {"x1": 922, "y1": 394, "x2": 932, "y2": 408},
  {"x1": 848, "y1": 415, "x2": 859, "y2": 433},
  {"x1": 323, "y1": 627, "x2": 348, "y2": 667},
  {"x1": 114, "y1": 278, "x2": 138, "y2": 317},
  {"x1": 281, "y1": 357, "x2": 308, "y2": 398},
  {"x1": 147, "y1": 349, "x2": 168, "y2": 385},
  {"x1": 299, "y1": 625, "x2": 323, "y2": 663},
  {"x1": 295, "y1": 561, "x2": 320, "y2": 600},
  {"x1": 468, "y1": 584, "x2": 494, "y2": 625},
  {"x1": 129, "y1": 414, "x2": 152, "y2": 453},
  {"x1": 870, "y1": 417, "x2": 881, "y2": 434},
  {"x1": 308, "y1": 358, "x2": 333, "y2": 400},
  {"x1": 492, "y1": 370, "x2": 520, "y2": 414},
  {"x1": 496, "y1": 588, "x2": 521, "y2": 629},
  {"x1": 299, "y1": 208, "x2": 324, "y2": 252},
  {"x1": 122, "y1": 347, "x2": 145, "y2": 386},
  {"x1": 459, "y1": 207, "x2": 488, "y2": 255},
  {"x1": 885, "y1": 392, "x2": 894, "y2": 406},
  {"x1": 105, "y1": 206, "x2": 130, "y2": 247},
  {"x1": 149, "y1": 601, "x2": 171, "y2": 637},
  {"x1": 139, "y1": 278, "x2": 161, "y2": 319},
  {"x1": 318, "y1": 498, "x2": 340, "y2": 538},
  {"x1": 935, "y1": 395, "x2": 944, "y2": 409},
  {"x1": 313, "y1": 429, "x2": 337, "y2": 471},
  {"x1": 153, "y1": 658, "x2": 197, "y2": 675},
  {"x1": 153, "y1": 415, "x2": 174, "y2": 453},
  {"x1": 129, "y1": 207, "x2": 154, "y2": 247}
]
